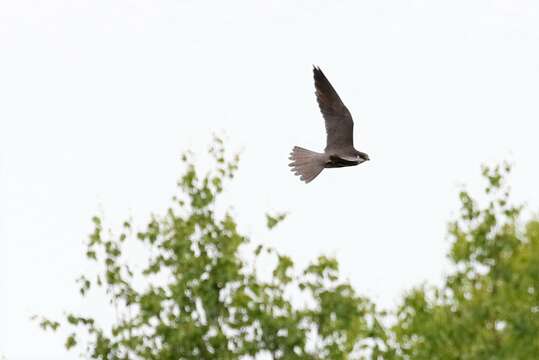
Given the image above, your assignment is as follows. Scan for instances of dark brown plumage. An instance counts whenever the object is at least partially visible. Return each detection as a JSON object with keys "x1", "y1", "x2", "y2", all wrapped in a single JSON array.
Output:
[{"x1": 289, "y1": 66, "x2": 370, "y2": 183}]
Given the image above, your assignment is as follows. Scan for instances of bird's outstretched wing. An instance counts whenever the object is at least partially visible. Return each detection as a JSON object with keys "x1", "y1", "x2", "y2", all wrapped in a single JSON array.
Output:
[{"x1": 313, "y1": 66, "x2": 355, "y2": 152}]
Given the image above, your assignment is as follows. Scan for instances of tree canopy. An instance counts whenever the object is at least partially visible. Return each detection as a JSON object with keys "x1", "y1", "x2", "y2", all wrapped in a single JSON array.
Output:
[
  {"x1": 38, "y1": 140, "x2": 539, "y2": 359},
  {"x1": 37, "y1": 138, "x2": 388, "y2": 359},
  {"x1": 391, "y1": 163, "x2": 539, "y2": 359}
]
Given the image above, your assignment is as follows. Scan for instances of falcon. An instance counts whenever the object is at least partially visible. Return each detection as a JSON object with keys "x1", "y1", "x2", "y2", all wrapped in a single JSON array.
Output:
[{"x1": 289, "y1": 66, "x2": 370, "y2": 183}]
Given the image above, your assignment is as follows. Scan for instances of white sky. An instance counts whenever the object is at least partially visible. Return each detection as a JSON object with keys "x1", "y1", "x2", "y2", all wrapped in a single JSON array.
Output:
[{"x1": 2, "y1": 1, "x2": 539, "y2": 359}]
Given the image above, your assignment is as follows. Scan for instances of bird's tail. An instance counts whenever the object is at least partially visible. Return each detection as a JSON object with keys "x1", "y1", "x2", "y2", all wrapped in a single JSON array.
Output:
[{"x1": 288, "y1": 146, "x2": 326, "y2": 183}]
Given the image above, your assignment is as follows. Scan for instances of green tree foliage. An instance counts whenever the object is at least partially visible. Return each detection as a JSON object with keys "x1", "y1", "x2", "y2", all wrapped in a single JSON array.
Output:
[
  {"x1": 38, "y1": 140, "x2": 539, "y2": 359},
  {"x1": 390, "y1": 163, "x2": 539, "y2": 359},
  {"x1": 38, "y1": 138, "x2": 388, "y2": 359}
]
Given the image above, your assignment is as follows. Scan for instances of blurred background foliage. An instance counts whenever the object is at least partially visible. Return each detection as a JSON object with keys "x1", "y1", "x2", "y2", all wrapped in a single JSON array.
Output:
[{"x1": 38, "y1": 139, "x2": 539, "y2": 359}]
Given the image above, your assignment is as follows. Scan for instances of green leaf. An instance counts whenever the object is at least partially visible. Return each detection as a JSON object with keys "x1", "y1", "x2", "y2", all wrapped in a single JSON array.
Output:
[
  {"x1": 65, "y1": 333, "x2": 77, "y2": 350},
  {"x1": 266, "y1": 212, "x2": 287, "y2": 230}
]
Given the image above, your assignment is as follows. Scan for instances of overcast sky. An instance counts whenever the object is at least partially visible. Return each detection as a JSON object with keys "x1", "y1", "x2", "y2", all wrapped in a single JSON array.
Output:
[{"x1": 2, "y1": 1, "x2": 539, "y2": 359}]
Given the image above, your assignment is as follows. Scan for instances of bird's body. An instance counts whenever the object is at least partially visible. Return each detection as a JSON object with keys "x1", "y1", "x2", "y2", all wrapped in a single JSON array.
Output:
[{"x1": 289, "y1": 66, "x2": 370, "y2": 183}]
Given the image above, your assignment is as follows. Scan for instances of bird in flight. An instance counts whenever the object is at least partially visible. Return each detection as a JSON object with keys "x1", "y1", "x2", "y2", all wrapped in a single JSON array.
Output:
[{"x1": 289, "y1": 66, "x2": 370, "y2": 183}]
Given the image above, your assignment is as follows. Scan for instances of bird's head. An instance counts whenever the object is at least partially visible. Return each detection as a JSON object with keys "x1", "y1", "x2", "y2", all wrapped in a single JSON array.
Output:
[{"x1": 357, "y1": 151, "x2": 370, "y2": 162}]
